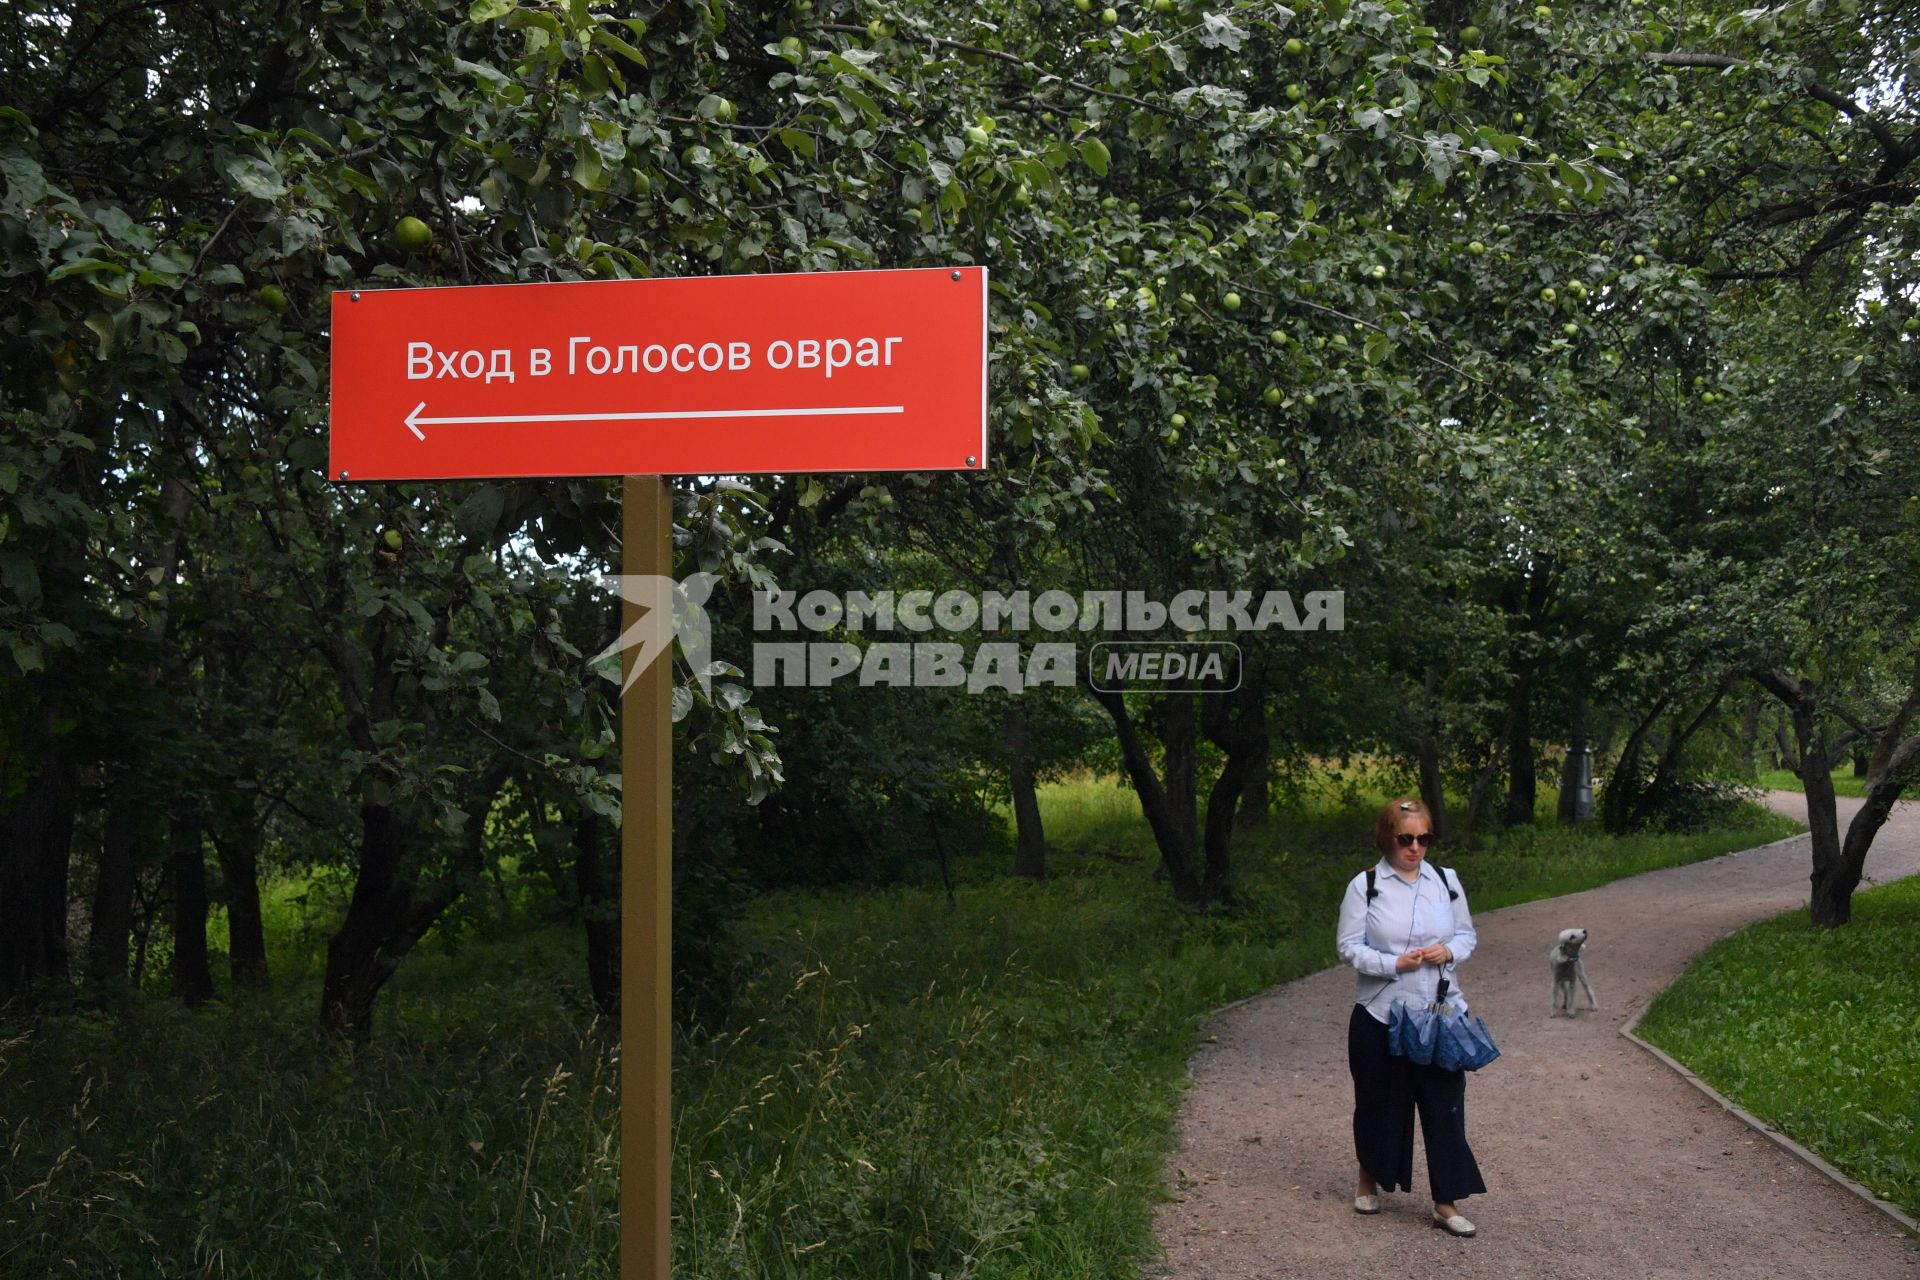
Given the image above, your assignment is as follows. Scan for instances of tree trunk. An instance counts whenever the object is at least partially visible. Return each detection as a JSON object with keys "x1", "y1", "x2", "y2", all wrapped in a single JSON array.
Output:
[
  {"x1": 211, "y1": 805, "x2": 269, "y2": 986},
  {"x1": 1418, "y1": 670, "x2": 1452, "y2": 843},
  {"x1": 168, "y1": 810, "x2": 215, "y2": 1006},
  {"x1": 1625, "y1": 678, "x2": 1731, "y2": 831},
  {"x1": 131, "y1": 864, "x2": 163, "y2": 989},
  {"x1": 1794, "y1": 711, "x2": 1848, "y2": 927},
  {"x1": 1773, "y1": 723, "x2": 1799, "y2": 773},
  {"x1": 1198, "y1": 674, "x2": 1267, "y2": 903},
  {"x1": 320, "y1": 801, "x2": 413, "y2": 1041},
  {"x1": 1802, "y1": 663, "x2": 1919, "y2": 927},
  {"x1": 1759, "y1": 672, "x2": 1842, "y2": 923},
  {"x1": 1603, "y1": 691, "x2": 1673, "y2": 833},
  {"x1": 1239, "y1": 762, "x2": 1271, "y2": 828},
  {"x1": 86, "y1": 792, "x2": 139, "y2": 997},
  {"x1": 1453, "y1": 752, "x2": 1503, "y2": 849},
  {"x1": 1503, "y1": 667, "x2": 1536, "y2": 826},
  {"x1": 1162, "y1": 691, "x2": 1198, "y2": 857},
  {"x1": 0, "y1": 707, "x2": 79, "y2": 1008},
  {"x1": 1454, "y1": 671, "x2": 1530, "y2": 848},
  {"x1": 1736, "y1": 696, "x2": 1761, "y2": 774},
  {"x1": 1004, "y1": 705, "x2": 1047, "y2": 880},
  {"x1": 320, "y1": 766, "x2": 509, "y2": 1040},
  {"x1": 574, "y1": 810, "x2": 619, "y2": 1018},
  {"x1": 1237, "y1": 716, "x2": 1271, "y2": 829},
  {"x1": 1558, "y1": 680, "x2": 1589, "y2": 825},
  {"x1": 1818, "y1": 774, "x2": 1908, "y2": 926},
  {"x1": 1088, "y1": 686, "x2": 1202, "y2": 902}
]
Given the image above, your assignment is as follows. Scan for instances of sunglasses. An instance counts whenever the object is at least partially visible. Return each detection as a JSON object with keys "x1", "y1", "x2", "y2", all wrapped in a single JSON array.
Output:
[{"x1": 1395, "y1": 832, "x2": 1434, "y2": 848}]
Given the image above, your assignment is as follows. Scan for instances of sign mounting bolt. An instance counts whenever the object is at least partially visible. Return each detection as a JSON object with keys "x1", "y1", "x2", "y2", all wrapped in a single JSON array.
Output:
[
  {"x1": 339, "y1": 470, "x2": 350, "y2": 480},
  {"x1": 350, "y1": 291, "x2": 361, "y2": 301},
  {"x1": 951, "y1": 271, "x2": 961, "y2": 281},
  {"x1": 966, "y1": 455, "x2": 977, "y2": 467}
]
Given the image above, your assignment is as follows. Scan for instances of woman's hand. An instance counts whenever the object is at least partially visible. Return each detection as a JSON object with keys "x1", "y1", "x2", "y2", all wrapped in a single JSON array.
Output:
[
  {"x1": 1418, "y1": 944, "x2": 1453, "y2": 966},
  {"x1": 1394, "y1": 951, "x2": 1425, "y2": 973}
]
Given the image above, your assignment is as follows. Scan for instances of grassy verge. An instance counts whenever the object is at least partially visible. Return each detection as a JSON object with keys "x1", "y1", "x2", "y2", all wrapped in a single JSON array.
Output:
[
  {"x1": 1635, "y1": 875, "x2": 1920, "y2": 1220},
  {"x1": 1753, "y1": 766, "x2": 1871, "y2": 798},
  {"x1": 0, "y1": 775, "x2": 1802, "y2": 1279}
]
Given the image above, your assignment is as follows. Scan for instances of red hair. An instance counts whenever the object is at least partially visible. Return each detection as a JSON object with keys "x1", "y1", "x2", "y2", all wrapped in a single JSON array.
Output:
[{"x1": 1374, "y1": 797, "x2": 1432, "y2": 855}]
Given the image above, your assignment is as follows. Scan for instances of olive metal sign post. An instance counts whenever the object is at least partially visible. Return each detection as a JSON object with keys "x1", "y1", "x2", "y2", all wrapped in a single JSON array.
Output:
[{"x1": 329, "y1": 266, "x2": 988, "y2": 1279}]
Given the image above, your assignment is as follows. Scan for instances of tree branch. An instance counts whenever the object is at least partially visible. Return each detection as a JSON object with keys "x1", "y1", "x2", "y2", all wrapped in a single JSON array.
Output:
[
  {"x1": 819, "y1": 23, "x2": 1185, "y2": 120},
  {"x1": 1647, "y1": 52, "x2": 1911, "y2": 164}
]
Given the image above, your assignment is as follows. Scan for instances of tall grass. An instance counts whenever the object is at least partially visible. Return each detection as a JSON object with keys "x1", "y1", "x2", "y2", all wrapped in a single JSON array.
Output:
[
  {"x1": 1635, "y1": 875, "x2": 1920, "y2": 1218},
  {"x1": 0, "y1": 931, "x2": 620, "y2": 1280},
  {"x1": 0, "y1": 771, "x2": 1801, "y2": 1278}
]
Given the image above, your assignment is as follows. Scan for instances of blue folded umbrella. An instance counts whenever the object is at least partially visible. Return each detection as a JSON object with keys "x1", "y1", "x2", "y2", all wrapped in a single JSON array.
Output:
[{"x1": 1386, "y1": 979, "x2": 1500, "y2": 1072}]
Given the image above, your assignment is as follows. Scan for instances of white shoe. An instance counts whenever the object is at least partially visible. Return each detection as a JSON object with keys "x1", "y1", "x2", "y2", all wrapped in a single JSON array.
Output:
[
  {"x1": 1431, "y1": 1207, "x2": 1476, "y2": 1236},
  {"x1": 1354, "y1": 1193, "x2": 1381, "y2": 1214}
]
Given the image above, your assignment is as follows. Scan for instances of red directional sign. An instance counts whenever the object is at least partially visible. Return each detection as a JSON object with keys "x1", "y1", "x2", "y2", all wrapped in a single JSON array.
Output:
[{"x1": 328, "y1": 266, "x2": 988, "y2": 480}]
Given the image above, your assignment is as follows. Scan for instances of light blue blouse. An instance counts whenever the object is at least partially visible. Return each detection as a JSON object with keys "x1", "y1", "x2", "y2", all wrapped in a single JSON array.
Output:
[{"x1": 1335, "y1": 857, "x2": 1478, "y2": 1024}]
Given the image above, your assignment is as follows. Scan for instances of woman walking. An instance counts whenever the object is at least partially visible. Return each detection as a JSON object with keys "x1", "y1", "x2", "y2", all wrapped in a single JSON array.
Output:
[{"x1": 1334, "y1": 797, "x2": 1487, "y2": 1236}]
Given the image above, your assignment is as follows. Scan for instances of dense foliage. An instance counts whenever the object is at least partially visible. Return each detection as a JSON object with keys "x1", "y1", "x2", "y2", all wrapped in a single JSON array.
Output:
[{"x1": 2, "y1": 0, "x2": 1916, "y2": 1016}]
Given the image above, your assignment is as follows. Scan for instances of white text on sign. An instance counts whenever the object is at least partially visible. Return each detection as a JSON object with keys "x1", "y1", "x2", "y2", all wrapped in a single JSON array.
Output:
[{"x1": 405, "y1": 336, "x2": 907, "y2": 385}]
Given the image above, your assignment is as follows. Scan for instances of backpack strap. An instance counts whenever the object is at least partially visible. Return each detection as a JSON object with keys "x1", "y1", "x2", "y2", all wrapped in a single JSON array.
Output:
[{"x1": 1365, "y1": 867, "x2": 1377, "y2": 900}]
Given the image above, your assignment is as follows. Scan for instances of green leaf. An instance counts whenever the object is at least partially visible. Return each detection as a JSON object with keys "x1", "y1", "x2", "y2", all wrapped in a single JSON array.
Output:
[
  {"x1": 592, "y1": 27, "x2": 648, "y2": 66},
  {"x1": 452, "y1": 57, "x2": 510, "y2": 89},
  {"x1": 453, "y1": 485, "x2": 507, "y2": 539},
  {"x1": 571, "y1": 141, "x2": 607, "y2": 191},
  {"x1": 469, "y1": 0, "x2": 518, "y2": 19},
  {"x1": 1197, "y1": 14, "x2": 1248, "y2": 49},
  {"x1": 0, "y1": 551, "x2": 41, "y2": 602},
  {"x1": 1555, "y1": 158, "x2": 1593, "y2": 198},
  {"x1": 0, "y1": 151, "x2": 47, "y2": 205},
  {"x1": 1077, "y1": 138, "x2": 1111, "y2": 177},
  {"x1": 47, "y1": 257, "x2": 126, "y2": 283},
  {"x1": 223, "y1": 155, "x2": 287, "y2": 199}
]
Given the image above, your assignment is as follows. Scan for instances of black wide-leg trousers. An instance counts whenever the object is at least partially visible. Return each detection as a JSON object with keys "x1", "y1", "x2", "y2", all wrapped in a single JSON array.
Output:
[{"x1": 1347, "y1": 1003, "x2": 1487, "y2": 1202}]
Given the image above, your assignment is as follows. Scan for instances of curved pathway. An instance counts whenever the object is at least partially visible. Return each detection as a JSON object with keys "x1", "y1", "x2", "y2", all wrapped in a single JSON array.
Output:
[{"x1": 1152, "y1": 792, "x2": 1920, "y2": 1279}]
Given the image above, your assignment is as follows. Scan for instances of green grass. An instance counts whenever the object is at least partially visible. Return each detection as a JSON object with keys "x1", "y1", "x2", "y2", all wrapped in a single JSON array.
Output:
[
  {"x1": 0, "y1": 772, "x2": 1803, "y2": 1279},
  {"x1": 1753, "y1": 766, "x2": 1871, "y2": 798},
  {"x1": 1635, "y1": 875, "x2": 1920, "y2": 1220},
  {"x1": 671, "y1": 774, "x2": 1800, "y2": 1277},
  {"x1": 0, "y1": 913, "x2": 619, "y2": 1280}
]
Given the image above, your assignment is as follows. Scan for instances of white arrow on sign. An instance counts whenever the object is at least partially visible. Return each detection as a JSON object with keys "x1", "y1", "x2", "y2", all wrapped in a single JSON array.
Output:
[{"x1": 404, "y1": 401, "x2": 905, "y2": 441}]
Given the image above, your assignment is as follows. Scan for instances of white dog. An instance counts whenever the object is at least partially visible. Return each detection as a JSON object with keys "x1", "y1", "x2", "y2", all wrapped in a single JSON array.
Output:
[{"x1": 1549, "y1": 928, "x2": 1598, "y2": 1017}]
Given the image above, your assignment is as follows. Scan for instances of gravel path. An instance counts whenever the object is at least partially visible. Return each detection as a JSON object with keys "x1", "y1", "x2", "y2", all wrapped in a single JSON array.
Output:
[{"x1": 1151, "y1": 791, "x2": 1920, "y2": 1279}]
